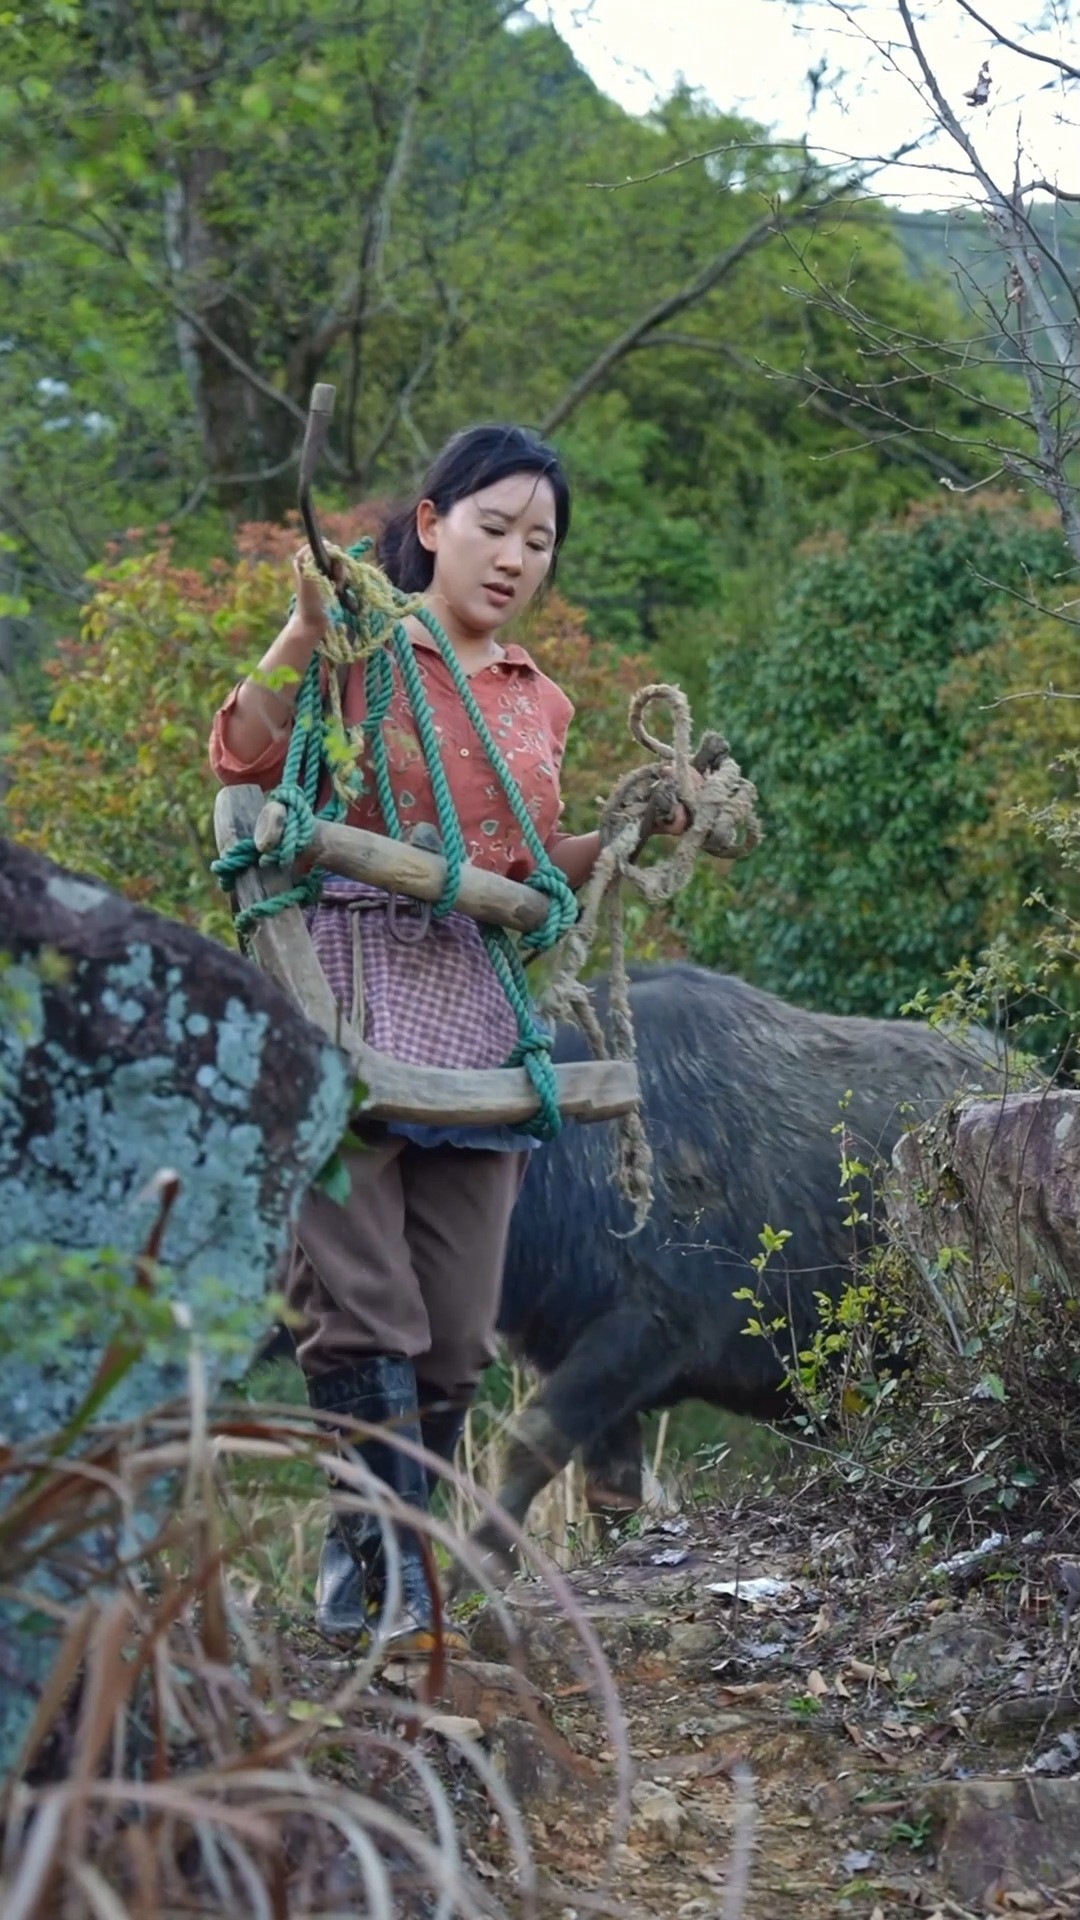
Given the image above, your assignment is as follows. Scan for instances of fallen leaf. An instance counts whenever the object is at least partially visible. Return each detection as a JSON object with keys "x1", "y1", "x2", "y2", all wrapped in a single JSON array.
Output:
[
  {"x1": 286, "y1": 1700, "x2": 344, "y2": 1728},
  {"x1": 807, "y1": 1669, "x2": 829, "y2": 1699},
  {"x1": 803, "y1": 1605, "x2": 833, "y2": 1643},
  {"x1": 842, "y1": 1849, "x2": 876, "y2": 1873},
  {"x1": 848, "y1": 1659, "x2": 891, "y2": 1684},
  {"x1": 929, "y1": 1531, "x2": 1004, "y2": 1577},
  {"x1": 834, "y1": 1674, "x2": 852, "y2": 1699},
  {"x1": 705, "y1": 1575, "x2": 797, "y2": 1604}
]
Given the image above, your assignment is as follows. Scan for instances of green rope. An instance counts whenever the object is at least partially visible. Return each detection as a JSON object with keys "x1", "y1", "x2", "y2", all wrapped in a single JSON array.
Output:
[
  {"x1": 211, "y1": 647, "x2": 346, "y2": 942},
  {"x1": 212, "y1": 540, "x2": 577, "y2": 1137}
]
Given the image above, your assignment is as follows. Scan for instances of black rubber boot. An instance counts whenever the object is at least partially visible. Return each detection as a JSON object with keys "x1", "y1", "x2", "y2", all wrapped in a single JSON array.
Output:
[
  {"x1": 308, "y1": 1356, "x2": 466, "y2": 1656},
  {"x1": 417, "y1": 1380, "x2": 467, "y2": 1473}
]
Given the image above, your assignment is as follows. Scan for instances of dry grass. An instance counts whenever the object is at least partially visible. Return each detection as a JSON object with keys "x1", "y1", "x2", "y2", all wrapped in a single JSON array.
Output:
[
  {"x1": 0, "y1": 1350, "x2": 638, "y2": 1920},
  {"x1": 448, "y1": 1375, "x2": 680, "y2": 1574}
]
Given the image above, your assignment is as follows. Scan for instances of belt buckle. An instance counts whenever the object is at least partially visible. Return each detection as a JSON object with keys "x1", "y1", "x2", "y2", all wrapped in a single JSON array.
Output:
[
  {"x1": 387, "y1": 892, "x2": 431, "y2": 945},
  {"x1": 387, "y1": 823, "x2": 442, "y2": 946}
]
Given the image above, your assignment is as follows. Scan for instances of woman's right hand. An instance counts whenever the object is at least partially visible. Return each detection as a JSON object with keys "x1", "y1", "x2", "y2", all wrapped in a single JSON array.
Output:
[{"x1": 289, "y1": 543, "x2": 339, "y2": 638}]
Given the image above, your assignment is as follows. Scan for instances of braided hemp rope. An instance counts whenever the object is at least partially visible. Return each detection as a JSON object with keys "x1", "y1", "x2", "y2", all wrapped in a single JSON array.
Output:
[{"x1": 542, "y1": 684, "x2": 762, "y2": 1231}]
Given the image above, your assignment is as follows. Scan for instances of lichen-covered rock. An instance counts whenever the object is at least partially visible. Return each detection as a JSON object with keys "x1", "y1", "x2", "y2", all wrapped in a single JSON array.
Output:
[
  {"x1": 0, "y1": 835, "x2": 351, "y2": 1438},
  {"x1": 0, "y1": 836, "x2": 353, "y2": 1778},
  {"x1": 889, "y1": 1089, "x2": 1080, "y2": 1312}
]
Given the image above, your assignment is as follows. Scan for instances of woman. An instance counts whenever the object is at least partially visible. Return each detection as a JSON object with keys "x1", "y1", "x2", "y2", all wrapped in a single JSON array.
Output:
[{"x1": 211, "y1": 423, "x2": 686, "y2": 1654}]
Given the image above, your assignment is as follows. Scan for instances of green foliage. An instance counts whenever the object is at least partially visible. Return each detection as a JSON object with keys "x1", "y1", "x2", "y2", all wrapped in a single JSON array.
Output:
[
  {"x1": 680, "y1": 500, "x2": 1073, "y2": 1016},
  {"x1": 0, "y1": 0, "x2": 998, "y2": 684},
  {"x1": 735, "y1": 1080, "x2": 1080, "y2": 1528},
  {"x1": 4, "y1": 534, "x2": 282, "y2": 933},
  {"x1": 556, "y1": 401, "x2": 725, "y2": 647},
  {"x1": 0, "y1": 1242, "x2": 257, "y2": 1373}
]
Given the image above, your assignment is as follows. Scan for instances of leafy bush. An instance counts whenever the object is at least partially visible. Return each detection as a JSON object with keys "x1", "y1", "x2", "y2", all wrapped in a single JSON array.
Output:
[{"x1": 680, "y1": 499, "x2": 1073, "y2": 1017}]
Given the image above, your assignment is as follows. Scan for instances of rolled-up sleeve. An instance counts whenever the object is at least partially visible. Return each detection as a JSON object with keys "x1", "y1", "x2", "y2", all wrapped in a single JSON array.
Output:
[{"x1": 208, "y1": 684, "x2": 289, "y2": 788}]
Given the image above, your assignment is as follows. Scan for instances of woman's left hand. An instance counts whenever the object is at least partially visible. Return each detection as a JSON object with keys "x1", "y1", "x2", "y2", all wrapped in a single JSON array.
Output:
[{"x1": 650, "y1": 771, "x2": 700, "y2": 839}]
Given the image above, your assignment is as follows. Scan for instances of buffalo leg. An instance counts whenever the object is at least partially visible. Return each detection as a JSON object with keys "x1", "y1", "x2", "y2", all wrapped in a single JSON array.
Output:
[
  {"x1": 582, "y1": 1412, "x2": 644, "y2": 1519},
  {"x1": 467, "y1": 1311, "x2": 677, "y2": 1578}
]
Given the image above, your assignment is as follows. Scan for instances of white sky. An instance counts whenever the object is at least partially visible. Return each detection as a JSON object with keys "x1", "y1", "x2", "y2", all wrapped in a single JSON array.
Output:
[{"x1": 534, "y1": 0, "x2": 1079, "y2": 208}]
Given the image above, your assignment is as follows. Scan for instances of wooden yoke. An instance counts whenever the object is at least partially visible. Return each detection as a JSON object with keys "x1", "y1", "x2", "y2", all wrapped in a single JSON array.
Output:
[
  {"x1": 214, "y1": 784, "x2": 639, "y2": 1128},
  {"x1": 254, "y1": 798, "x2": 551, "y2": 935}
]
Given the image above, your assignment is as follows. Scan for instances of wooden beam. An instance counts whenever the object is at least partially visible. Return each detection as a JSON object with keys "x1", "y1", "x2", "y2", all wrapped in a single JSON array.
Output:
[
  {"x1": 213, "y1": 785, "x2": 639, "y2": 1126},
  {"x1": 255, "y1": 801, "x2": 553, "y2": 935},
  {"x1": 348, "y1": 1048, "x2": 638, "y2": 1128}
]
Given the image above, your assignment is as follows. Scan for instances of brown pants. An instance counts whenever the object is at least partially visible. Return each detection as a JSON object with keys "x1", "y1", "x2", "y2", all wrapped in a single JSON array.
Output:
[{"x1": 287, "y1": 1134, "x2": 528, "y2": 1398}]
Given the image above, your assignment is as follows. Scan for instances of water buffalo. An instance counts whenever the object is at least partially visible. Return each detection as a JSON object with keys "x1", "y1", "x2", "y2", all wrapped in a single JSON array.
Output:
[{"x1": 475, "y1": 962, "x2": 1002, "y2": 1564}]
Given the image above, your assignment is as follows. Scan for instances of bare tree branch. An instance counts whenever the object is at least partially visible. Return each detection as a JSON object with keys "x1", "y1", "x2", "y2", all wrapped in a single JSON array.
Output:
[
  {"x1": 951, "y1": 0, "x2": 1080, "y2": 85},
  {"x1": 897, "y1": 0, "x2": 1079, "y2": 383},
  {"x1": 67, "y1": 209, "x2": 347, "y2": 472},
  {"x1": 310, "y1": 0, "x2": 444, "y2": 411},
  {"x1": 0, "y1": 496, "x2": 89, "y2": 601},
  {"x1": 767, "y1": 30, "x2": 1080, "y2": 568},
  {"x1": 983, "y1": 688, "x2": 1080, "y2": 707},
  {"x1": 357, "y1": 295, "x2": 464, "y2": 487},
  {"x1": 169, "y1": 450, "x2": 302, "y2": 524},
  {"x1": 589, "y1": 133, "x2": 929, "y2": 193},
  {"x1": 1018, "y1": 179, "x2": 1080, "y2": 202},
  {"x1": 630, "y1": 328, "x2": 980, "y2": 485}
]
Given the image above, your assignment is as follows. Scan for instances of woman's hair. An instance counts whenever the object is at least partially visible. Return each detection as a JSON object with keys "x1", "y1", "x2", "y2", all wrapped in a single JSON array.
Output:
[{"x1": 377, "y1": 423, "x2": 571, "y2": 592}]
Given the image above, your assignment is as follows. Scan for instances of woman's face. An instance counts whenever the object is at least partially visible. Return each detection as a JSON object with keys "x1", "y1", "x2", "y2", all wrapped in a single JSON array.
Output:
[{"x1": 418, "y1": 472, "x2": 558, "y2": 638}]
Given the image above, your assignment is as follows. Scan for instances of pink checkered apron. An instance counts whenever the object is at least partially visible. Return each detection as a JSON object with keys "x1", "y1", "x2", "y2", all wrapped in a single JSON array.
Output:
[{"x1": 307, "y1": 877, "x2": 522, "y2": 1071}]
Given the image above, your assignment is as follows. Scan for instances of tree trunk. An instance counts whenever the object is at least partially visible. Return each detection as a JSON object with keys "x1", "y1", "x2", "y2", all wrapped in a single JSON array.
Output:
[{"x1": 162, "y1": 11, "x2": 299, "y2": 517}]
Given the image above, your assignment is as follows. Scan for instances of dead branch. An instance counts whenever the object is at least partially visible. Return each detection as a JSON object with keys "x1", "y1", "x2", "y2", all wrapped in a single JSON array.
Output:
[
  {"x1": 951, "y1": 0, "x2": 1080, "y2": 85},
  {"x1": 982, "y1": 687, "x2": 1080, "y2": 707},
  {"x1": 896, "y1": 0, "x2": 1080, "y2": 385},
  {"x1": 1019, "y1": 180, "x2": 1080, "y2": 203}
]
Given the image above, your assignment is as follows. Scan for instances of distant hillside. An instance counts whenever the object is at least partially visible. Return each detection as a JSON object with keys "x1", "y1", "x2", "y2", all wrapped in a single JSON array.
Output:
[{"x1": 892, "y1": 203, "x2": 1080, "y2": 353}]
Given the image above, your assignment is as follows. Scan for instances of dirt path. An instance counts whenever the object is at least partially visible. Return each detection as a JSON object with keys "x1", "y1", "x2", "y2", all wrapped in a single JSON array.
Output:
[{"x1": 418, "y1": 1494, "x2": 1080, "y2": 1919}]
